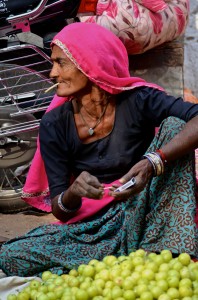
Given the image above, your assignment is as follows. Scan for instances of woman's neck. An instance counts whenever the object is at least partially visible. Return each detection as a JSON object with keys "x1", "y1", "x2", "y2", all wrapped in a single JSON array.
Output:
[
  {"x1": 72, "y1": 86, "x2": 116, "y2": 142},
  {"x1": 74, "y1": 86, "x2": 111, "y2": 119}
]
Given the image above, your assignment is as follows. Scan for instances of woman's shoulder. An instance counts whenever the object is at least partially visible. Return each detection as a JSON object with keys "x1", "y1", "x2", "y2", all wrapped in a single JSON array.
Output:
[
  {"x1": 120, "y1": 86, "x2": 163, "y2": 102},
  {"x1": 41, "y1": 101, "x2": 72, "y2": 125}
]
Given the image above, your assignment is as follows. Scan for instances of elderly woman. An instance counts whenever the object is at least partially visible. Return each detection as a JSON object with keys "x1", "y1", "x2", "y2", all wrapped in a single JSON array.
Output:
[{"x1": 0, "y1": 22, "x2": 198, "y2": 277}]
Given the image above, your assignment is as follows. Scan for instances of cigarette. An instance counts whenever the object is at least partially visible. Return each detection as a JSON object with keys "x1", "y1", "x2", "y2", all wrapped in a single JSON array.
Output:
[{"x1": 44, "y1": 83, "x2": 59, "y2": 93}]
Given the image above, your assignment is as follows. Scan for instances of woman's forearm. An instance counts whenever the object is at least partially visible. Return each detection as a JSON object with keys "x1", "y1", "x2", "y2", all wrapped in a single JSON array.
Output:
[
  {"x1": 52, "y1": 188, "x2": 82, "y2": 222},
  {"x1": 160, "y1": 115, "x2": 198, "y2": 162}
]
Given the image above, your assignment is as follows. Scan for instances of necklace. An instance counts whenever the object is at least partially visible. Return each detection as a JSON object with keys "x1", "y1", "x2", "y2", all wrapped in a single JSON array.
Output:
[{"x1": 78, "y1": 101, "x2": 109, "y2": 136}]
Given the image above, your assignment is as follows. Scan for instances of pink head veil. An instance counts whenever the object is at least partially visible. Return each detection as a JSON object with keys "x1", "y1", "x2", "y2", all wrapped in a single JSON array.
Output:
[
  {"x1": 22, "y1": 22, "x2": 163, "y2": 215},
  {"x1": 51, "y1": 22, "x2": 163, "y2": 94}
]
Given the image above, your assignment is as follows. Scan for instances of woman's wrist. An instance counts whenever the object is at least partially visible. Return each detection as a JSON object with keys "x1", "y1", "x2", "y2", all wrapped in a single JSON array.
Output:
[
  {"x1": 145, "y1": 158, "x2": 155, "y2": 178},
  {"x1": 58, "y1": 189, "x2": 82, "y2": 213},
  {"x1": 142, "y1": 151, "x2": 165, "y2": 177}
]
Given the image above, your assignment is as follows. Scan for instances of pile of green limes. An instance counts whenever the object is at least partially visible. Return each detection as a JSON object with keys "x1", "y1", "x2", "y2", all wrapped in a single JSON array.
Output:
[{"x1": 7, "y1": 249, "x2": 198, "y2": 300}]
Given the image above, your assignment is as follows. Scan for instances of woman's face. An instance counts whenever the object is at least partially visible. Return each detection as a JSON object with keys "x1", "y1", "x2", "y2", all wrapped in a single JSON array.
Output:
[{"x1": 50, "y1": 45, "x2": 90, "y2": 97}]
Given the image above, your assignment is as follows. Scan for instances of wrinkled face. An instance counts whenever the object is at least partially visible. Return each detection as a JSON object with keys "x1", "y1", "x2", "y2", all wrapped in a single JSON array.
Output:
[{"x1": 50, "y1": 45, "x2": 90, "y2": 97}]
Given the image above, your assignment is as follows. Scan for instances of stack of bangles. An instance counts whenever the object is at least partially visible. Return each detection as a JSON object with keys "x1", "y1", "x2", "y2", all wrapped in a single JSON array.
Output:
[{"x1": 143, "y1": 149, "x2": 167, "y2": 177}]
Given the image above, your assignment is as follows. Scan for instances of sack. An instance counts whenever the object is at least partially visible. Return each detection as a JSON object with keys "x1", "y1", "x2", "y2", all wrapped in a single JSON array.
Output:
[
  {"x1": 135, "y1": 0, "x2": 167, "y2": 13},
  {"x1": 80, "y1": 0, "x2": 189, "y2": 54}
]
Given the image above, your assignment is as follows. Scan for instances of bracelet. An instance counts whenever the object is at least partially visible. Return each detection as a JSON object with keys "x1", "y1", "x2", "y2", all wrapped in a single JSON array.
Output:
[
  {"x1": 156, "y1": 149, "x2": 167, "y2": 164},
  {"x1": 143, "y1": 152, "x2": 164, "y2": 177},
  {"x1": 57, "y1": 192, "x2": 82, "y2": 213},
  {"x1": 144, "y1": 155, "x2": 157, "y2": 176}
]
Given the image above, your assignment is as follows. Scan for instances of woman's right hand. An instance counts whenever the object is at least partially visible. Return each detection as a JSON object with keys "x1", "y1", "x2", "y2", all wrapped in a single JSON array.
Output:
[
  {"x1": 70, "y1": 171, "x2": 104, "y2": 199},
  {"x1": 52, "y1": 171, "x2": 103, "y2": 222}
]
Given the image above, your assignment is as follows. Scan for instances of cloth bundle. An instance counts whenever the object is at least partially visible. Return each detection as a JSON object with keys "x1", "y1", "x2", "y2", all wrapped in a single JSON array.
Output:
[
  {"x1": 79, "y1": 0, "x2": 189, "y2": 54},
  {"x1": 0, "y1": 276, "x2": 41, "y2": 300}
]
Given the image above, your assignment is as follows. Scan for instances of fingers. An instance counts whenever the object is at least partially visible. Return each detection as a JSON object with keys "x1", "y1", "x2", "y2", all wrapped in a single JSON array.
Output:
[
  {"x1": 119, "y1": 170, "x2": 135, "y2": 184},
  {"x1": 82, "y1": 171, "x2": 102, "y2": 189},
  {"x1": 71, "y1": 171, "x2": 103, "y2": 199},
  {"x1": 109, "y1": 184, "x2": 138, "y2": 200},
  {"x1": 119, "y1": 159, "x2": 153, "y2": 186},
  {"x1": 112, "y1": 187, "x2": 140, "y2": 200}
]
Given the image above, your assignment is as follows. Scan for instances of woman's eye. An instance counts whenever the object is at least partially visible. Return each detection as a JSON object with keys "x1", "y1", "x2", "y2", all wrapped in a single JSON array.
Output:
[{"x1": 58, "y1": 62, "x2": 65, "y2": 67}]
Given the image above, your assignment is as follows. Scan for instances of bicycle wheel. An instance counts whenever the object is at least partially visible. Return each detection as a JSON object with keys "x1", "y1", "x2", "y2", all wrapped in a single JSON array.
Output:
[{"x1": 0, "y1": 48, "x2": 54, "y2": 212}]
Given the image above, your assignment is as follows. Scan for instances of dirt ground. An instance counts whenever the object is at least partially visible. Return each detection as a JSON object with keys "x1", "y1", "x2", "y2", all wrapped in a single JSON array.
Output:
[{"x1": 0, "y1": 211, "x2": 56, "y2": 241}]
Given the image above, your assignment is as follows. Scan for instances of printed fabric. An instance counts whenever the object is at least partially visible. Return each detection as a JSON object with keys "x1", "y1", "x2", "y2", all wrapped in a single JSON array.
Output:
[{"x1": 79, "y1": 0, "x2": 189, "y2": 54}]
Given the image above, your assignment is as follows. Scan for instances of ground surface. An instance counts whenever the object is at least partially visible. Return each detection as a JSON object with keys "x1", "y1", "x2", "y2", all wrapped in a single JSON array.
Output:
[{"x1": 0, "y1": 211, "x2": 56, "y2": 241}]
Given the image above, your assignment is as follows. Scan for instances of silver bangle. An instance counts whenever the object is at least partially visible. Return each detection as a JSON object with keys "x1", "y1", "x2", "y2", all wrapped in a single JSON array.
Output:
[
  {"x1": 143, "y1": 152, "x2": 164, "y2": 177},
  {"x1": 57, "y1": 192, "x2": 82, "y2": 213}
]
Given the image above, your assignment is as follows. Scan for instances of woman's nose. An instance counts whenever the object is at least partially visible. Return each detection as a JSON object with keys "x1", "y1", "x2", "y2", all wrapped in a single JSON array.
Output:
[{"x1": 49, "y1": 63, "x2": 59, "y2": 78}]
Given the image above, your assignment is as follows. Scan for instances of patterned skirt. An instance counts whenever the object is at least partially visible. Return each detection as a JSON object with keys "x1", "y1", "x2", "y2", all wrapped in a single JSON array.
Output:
[{"x1": 0, "y1": 117, "x2": 197, "y2": 277}]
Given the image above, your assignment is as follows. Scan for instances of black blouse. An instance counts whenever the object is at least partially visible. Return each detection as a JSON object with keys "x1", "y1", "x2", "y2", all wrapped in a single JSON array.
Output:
[{"x1": 39, "y1": 87, "x2": 198, "y2": 198}]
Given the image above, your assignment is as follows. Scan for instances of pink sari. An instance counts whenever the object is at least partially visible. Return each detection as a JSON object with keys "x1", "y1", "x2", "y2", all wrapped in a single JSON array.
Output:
[{"x1": 21, "y1": 23, "x2": 163, "y2": 223}]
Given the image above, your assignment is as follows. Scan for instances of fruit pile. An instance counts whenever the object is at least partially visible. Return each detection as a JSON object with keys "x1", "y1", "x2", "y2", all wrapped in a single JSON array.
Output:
[{"x1": 7, "y1": 249, "x2": 198, "y2": 300}]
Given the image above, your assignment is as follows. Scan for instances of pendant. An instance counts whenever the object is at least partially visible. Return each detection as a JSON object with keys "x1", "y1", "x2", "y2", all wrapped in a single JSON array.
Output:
[{"x1": 88, "y1": 128, "x2": 94, "y2": 136}]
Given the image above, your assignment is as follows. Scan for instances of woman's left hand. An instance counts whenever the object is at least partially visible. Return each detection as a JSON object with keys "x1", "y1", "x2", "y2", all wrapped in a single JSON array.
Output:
[{"x1": 109, "y1": 158, "x2": 153, "y2": 200}]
